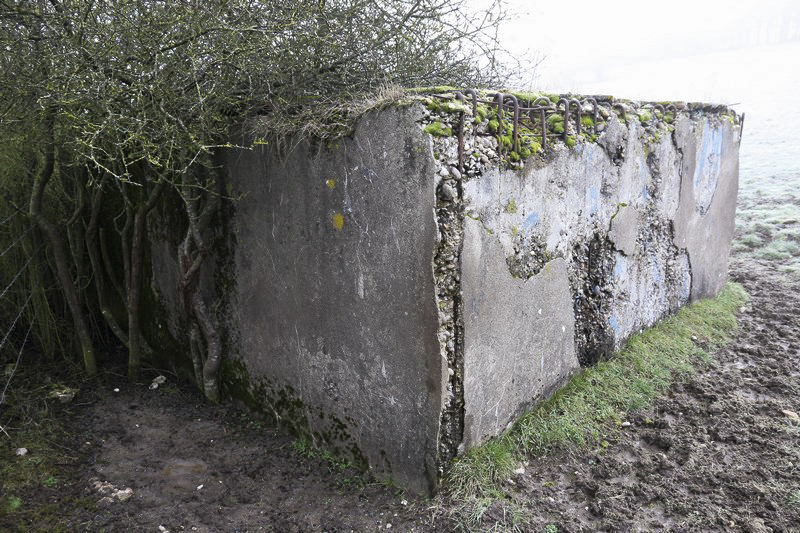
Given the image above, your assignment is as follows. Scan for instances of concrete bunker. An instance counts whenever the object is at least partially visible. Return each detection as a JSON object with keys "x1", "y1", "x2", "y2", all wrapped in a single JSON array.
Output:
[{"x1": 148, "y1": 90, "x2": 741, "y2": 494}]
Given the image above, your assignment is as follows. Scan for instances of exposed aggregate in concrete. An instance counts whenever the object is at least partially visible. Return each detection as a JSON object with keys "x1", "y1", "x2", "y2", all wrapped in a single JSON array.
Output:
[{"x1": 415, "y1": 89, "x2": 741, "y2": 463}]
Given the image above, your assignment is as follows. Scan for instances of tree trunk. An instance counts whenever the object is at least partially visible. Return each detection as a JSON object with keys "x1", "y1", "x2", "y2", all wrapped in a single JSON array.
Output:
[
  {"x1": 29, "y1": 126, "x2": 96, "y2": 376},
  {"x1": 99, "y1": 227, "x2": 127, "y2": 306},
  {"x1": 177, "y1": 172, "x2": 222, "y2": 402},
  {"x1": 66, "y1": 168, "x2": 87, "y2": 300},
  {"x1": 127, "y1": 179, "x2": 165, "y2": 380},
  {"x1": 86, "y1": 174, "x2": 130, "y2": 347}
]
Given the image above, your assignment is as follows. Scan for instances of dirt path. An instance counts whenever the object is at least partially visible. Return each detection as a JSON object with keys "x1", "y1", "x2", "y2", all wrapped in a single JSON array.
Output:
[{"x1": 52, "y1": 380, "x2": 429, "y2": 532}]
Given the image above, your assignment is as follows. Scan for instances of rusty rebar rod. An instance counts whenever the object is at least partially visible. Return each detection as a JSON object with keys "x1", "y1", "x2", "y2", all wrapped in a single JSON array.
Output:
[
  {"x1": 454, "y1": 91, "x2": 466, "y2": 175},
  {"x1": 532, "y1": 97, "x2": 552, "y2": 150},
  {"x1": 557, "y1": 98, "x2": 570, "y2": 142},
  {"x1": 503, "y1": 94, "x2": 520, "y2": 152},
  {"x1": 493, "y1": 93, "x2": 505, "y2": 152},
  {"x1": 740, "y1": 112, "x2": 745, "y2": 139},
  {"x1": 582, "y1": 97, "x2": 598, "y2": 134},
  {"x1": 569, "y1": 99, "x2": 583, "y2": 136}
]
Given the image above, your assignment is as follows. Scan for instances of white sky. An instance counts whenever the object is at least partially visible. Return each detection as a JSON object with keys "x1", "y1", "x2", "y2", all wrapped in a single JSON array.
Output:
[{"x1": 489, "y1": 0, "x2": 800, "y2": 103}]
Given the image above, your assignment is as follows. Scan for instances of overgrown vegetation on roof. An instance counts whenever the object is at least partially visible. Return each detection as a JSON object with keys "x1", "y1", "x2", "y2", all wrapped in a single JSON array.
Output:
[{"x1": 0, "y1": 0, "x2": 515, "y2": 397}]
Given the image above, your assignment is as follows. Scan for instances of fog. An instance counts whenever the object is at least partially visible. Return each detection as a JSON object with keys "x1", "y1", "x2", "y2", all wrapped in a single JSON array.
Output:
[
  {"x1": 494, "y1": 0, "x2": 800, "y2": 104},
  {"x1": 477, "y1": 0, "x2": 800, "y2": 181}
]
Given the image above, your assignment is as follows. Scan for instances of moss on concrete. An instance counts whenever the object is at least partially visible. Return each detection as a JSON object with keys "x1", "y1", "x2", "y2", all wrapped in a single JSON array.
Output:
[
  {"x1": 425, "y1": 121, "x2": 452, "y2": 137},
  {"x1": 219, "y1": 356, "x2": 369, "y2": 470}
]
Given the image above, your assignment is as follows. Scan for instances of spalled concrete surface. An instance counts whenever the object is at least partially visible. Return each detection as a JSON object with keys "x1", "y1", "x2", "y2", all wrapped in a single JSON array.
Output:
[
  {"x1": 461, "y1": 219, "x2": 577, "y2": 448},
  {"x1": 608, "y1": 205, "x2": 639, "y2": 257},
  {"x1": 224, "y1": 105, "x2": 443, "y2": 494},
  {"x1": 461, "y1": 113, "x2": 738, "y2": 364},
  {"x1": 673, "y1": 115, "x2": 740, "y2": 299}
]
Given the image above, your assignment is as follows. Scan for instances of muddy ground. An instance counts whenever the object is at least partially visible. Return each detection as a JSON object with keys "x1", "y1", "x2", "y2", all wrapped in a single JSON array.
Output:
[
  {"x1": 3, "y1": 214, "x2": 800, "y2": 531},
  {"x1": 1, "y1": 256, "x2": 797, "y2": 533},
  {"x1": 502, "y1": 256, "x2": 800, "y2": 532}
]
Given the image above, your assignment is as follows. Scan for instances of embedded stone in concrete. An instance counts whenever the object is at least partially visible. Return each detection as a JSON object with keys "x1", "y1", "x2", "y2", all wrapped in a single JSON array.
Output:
[{"x1": 461, "y1": 219, "x2": 577, "y2": 448}]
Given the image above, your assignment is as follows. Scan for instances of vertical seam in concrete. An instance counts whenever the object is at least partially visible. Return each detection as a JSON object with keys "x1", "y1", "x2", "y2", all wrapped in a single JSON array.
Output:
[{"x1": 429, "y1": 142, "x2": 466, "y2": 475}]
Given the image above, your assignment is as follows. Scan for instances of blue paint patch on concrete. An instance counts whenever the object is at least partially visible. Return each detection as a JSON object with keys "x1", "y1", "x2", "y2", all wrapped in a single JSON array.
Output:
[
  {"x1": 524, "y1": 212, "x2": 539, "y2": 232},
  {"x1": 613, "y1": 255, "x2": 627, "y2": 279},
  {"x1": 589, "y1": 186, "x2": 599, "y2": 215},
  {"x1": 650, "y1": 260, "x2": 664, "y2": 287},
  {"x1": 609, "y1": 315, "x2": 621, "y2": 335},
  {"x1": 695, "y1": 119, "x2": 723, "y2": 190}
]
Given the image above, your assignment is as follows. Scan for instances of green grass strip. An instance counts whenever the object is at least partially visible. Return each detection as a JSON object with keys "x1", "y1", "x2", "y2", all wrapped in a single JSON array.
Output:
[{"x1": 444, "y1": 282, "x2": 748, "y2": 499}]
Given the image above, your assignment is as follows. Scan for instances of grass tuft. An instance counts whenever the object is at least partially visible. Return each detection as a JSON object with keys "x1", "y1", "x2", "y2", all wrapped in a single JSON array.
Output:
[{"x1": 442, "y1": 282, "x2": 747, "y2": 499}]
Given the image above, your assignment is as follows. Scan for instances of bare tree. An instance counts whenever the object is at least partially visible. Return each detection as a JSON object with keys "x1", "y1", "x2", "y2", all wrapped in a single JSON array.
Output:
[{"x1": 0, "y1": 0, "x2": 510, "y2": 398}]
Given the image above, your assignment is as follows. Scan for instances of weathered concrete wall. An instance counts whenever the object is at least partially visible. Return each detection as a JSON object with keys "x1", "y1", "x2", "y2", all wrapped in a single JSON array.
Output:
[
  {"x1": 224, "y1": 106, "x2": 443, "y2": 494},
  {"x1": 442, "y1": 102, "x2": 740, "y2": 448},
  {"x1": 461, "y1": 226, "x2": 576, "y2": 448},
  {"x1": 147, "y1": 91, "x2": 740, "y2": 493}
]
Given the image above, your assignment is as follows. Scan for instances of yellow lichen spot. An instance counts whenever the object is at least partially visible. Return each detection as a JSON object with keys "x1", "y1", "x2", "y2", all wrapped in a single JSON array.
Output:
[
  {"x1": 332, "y1": 212, "x2": 344, "y2": 230},
  {"x1": 326, "y1": 179, "x2": 335, "y2": 189}
]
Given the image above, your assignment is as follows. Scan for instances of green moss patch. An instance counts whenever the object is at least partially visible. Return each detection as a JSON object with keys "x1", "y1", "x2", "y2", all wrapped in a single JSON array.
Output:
[
  {"x1": 505, "y1": 198, "x2": 518, "y2": 214},
  {"x1": 424, "y1": 121, "x2": 453, "y2": 137}
]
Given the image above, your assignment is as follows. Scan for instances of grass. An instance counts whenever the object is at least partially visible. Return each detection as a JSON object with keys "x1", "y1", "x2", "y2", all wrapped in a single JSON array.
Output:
[
  {"x1": 291, "y1": 436, "x2": 370, "y2": 489},
  {"x1": 443, "y1": 282, "x2": 748, "y2": 501},
  {"x1": 733, "y1": 171, "x2": 800, "y2": 279},
  {"x1": 0, "y1": 361, "x2": 97, "y2": 531}
]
